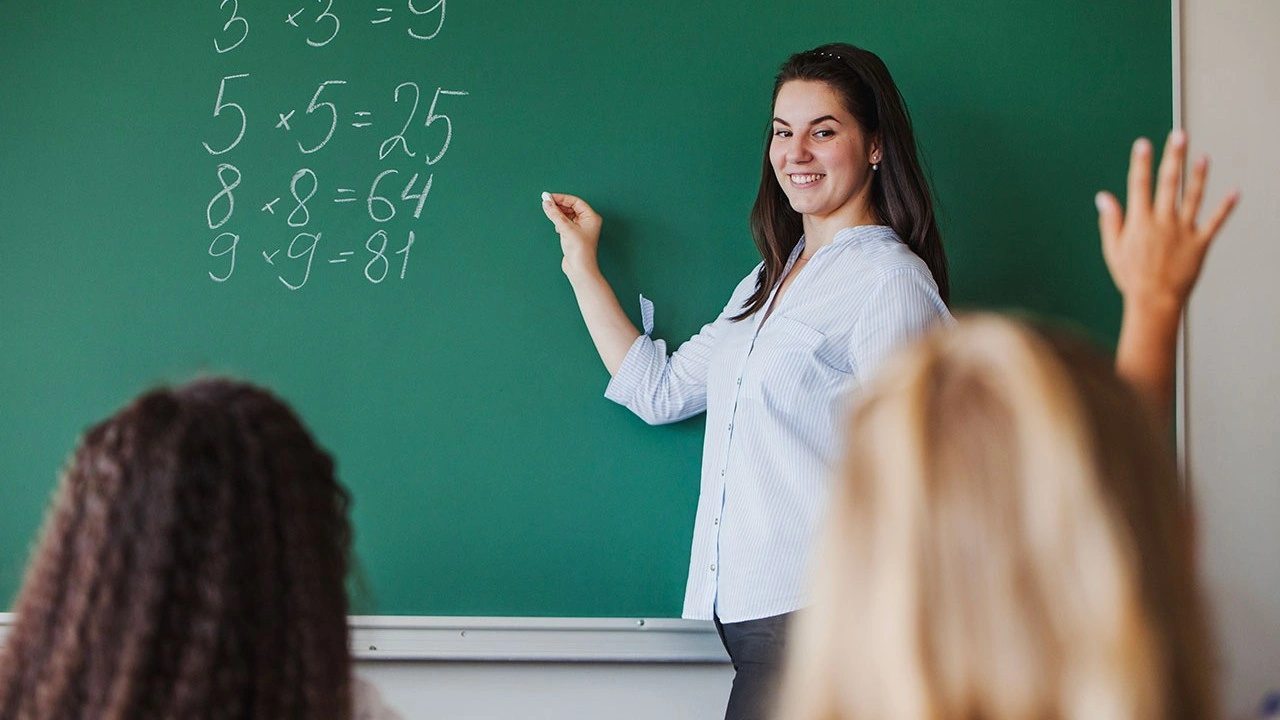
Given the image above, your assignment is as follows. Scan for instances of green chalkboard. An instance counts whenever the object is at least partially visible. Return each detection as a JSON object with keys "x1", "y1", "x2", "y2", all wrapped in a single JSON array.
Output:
[{"x1": 0, "y1": 1, "x2": 1169, "y2": 617}]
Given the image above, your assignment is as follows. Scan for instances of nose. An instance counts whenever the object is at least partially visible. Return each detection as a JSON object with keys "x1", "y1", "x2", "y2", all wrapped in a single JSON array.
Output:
[{"x1": 786, "y1": 135, "x2": 814, "y2": 164}]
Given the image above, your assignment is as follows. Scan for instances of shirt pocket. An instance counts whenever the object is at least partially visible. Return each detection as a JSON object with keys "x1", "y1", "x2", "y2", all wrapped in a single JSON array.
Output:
[{"x1": 741, "y1": 315, "x2": 849, "y2": 406}]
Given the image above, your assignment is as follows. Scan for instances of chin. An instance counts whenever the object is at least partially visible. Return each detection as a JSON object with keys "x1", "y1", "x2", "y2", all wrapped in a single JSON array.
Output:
[{"x1": 786, "y1": 198, "x2": 827, "y2": 216}]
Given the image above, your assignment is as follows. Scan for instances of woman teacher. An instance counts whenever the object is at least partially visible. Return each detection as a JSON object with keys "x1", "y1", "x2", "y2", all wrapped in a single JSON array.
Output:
[{"x1": 542, "y1": 43, "x2": 950, "y2": 719}]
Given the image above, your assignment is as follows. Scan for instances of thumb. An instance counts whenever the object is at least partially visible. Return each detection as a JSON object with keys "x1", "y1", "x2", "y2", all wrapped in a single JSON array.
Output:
[{"x1": 1096, "y1": 191, "x2": 1123, "y2": 260}]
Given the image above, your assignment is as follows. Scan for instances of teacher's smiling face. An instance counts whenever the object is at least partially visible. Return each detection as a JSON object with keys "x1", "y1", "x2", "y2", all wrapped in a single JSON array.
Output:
[{"x1": 770, "y1": 79, "x2": 880, "y2": 229}]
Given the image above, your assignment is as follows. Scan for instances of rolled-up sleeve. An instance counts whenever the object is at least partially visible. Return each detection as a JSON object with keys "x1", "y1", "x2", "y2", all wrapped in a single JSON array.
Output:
[{"x1": 604, "y1": 294, "x2": 724, "y2": 425}]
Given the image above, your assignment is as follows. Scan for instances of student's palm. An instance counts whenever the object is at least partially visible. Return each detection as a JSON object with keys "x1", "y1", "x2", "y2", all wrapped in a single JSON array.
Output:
[{"x1": 1097, "y1": 130, "x2": 1239, "y2": 313}]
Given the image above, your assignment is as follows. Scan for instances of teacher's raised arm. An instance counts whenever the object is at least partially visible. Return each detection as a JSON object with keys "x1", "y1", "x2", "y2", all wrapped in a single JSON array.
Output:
[{"x1": 541, "y1": 191, "x2": 640, "y2": 375}]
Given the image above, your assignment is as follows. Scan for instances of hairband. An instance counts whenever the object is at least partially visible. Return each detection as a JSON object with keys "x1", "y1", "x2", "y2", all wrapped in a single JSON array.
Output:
[{"x1": 814, "y1": 50, "x2": 845, "y2": 62}]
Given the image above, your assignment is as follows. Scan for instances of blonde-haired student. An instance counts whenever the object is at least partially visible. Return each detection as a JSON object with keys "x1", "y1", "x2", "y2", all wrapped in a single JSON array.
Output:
[{"x1": 777, "y1": 130, "x2": 1238, "y2": 720}]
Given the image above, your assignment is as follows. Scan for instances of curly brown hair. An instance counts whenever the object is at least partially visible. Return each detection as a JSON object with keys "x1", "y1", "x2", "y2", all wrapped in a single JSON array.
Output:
[{"x1": 0, "y1": 378, "x2": 353, "y2": 719}]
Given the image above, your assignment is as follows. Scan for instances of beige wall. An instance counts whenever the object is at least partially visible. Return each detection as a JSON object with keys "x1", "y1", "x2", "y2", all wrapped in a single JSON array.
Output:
[{"x1": 1183, "y1": 0, "x2": 1280, "y2": 715}]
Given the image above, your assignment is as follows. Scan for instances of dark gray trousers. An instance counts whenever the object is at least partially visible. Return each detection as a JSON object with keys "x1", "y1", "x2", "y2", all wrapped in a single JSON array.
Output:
[{"x1": 713, "y1": 612, "x2": 794, "y2": 720}]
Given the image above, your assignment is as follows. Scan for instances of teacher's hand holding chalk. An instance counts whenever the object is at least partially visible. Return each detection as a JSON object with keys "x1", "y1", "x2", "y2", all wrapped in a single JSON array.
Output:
[{"x1": 541, "y1": 192, "x2": 604, "y2": 280}]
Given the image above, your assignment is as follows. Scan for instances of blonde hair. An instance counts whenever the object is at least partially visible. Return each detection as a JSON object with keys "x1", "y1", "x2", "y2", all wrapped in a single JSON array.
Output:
[{"x1": 778, "y1": 315, "x2": 1217, "y2": 720}]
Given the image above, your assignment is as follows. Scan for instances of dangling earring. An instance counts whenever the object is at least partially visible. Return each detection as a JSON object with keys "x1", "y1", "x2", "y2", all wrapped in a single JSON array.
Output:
[{"x1": 872, "y1": 163, "x2": 879, "y2": 172}]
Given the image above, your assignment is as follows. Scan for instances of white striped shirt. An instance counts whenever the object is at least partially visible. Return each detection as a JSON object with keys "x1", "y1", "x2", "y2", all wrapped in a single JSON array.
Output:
[{"x1": 605, "y1": 225, "x2": 951, "y2": 622}]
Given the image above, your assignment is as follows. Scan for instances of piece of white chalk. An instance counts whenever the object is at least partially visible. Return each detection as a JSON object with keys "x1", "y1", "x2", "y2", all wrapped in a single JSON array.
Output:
[{"x1": 541, "y1": 191, "x2": 552, "y2": 202}]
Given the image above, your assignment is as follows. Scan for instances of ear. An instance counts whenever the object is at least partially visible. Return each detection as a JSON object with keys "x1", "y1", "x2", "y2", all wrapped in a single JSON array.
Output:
[{"x1": 868, "y1": 137, "x2": 882, "y2": 165}]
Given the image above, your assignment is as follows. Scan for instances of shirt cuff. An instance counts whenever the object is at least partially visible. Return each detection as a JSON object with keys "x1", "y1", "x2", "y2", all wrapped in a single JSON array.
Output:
[{"x1": 604, "y1": 294, "x2": 659, "y2": 404}]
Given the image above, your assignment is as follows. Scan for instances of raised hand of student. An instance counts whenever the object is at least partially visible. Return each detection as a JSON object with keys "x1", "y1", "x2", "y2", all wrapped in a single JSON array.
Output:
[
  {"x1": 542, "y1": 192, "x2": 604, "y2": 280},
  {"x1": 1097, "y1": 129, "x2": 1239, "y2": 316},
  {"x1": 1097, "y1": 129, "x2": 1240, "y2": 422}
]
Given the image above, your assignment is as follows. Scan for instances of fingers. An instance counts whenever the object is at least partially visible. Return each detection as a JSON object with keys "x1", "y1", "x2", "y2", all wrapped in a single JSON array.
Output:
[
  {"x1": 560, "y1": 194, "x2": 597, "y2": 224},
  {"x1": 540, "y1": 194, "x2": 573, "y2": 233},
  {"x1": 1180, "y1": 155, "x2": 1209, "y2": 226},
  {"x1": 1153, "y1": 129, "x2": 1186, "y2": 217},
  {"x1": 1126, "y1": 137, "x2": 1154, "y2": 220},
  {"x1": 1199, "y1": 188, "x2": 1241, "y2": 244},
  {"x1": 546, "y1": 191, "x2": 583, "y2": 207},
  {"x1": 1096, "y1": 191, "x2": 1123, "y2": 260},
  {"x1": 542, "y1": 191, "x2": 592, "y2": 223}
]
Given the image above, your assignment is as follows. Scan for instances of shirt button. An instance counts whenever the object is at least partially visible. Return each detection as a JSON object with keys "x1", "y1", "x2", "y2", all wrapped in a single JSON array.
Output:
[
  {"x1": 735, "y1": 377, "x2": 742, "y2": 386},
  {"x1": 714, "y1": 517, "x2": 719, "y2": 525},
  {"x1": 710, "y1": 564, "x2": 716, "y2": 572},
  {"x1": 720, "y1": 469, "x2": 725, "y2": 476},
  {"x1": 727, "y1": 423, "x2": 733, "y2": 431}
]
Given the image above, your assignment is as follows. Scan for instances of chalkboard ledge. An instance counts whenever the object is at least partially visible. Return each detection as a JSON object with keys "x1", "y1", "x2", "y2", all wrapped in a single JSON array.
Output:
[
  {"x1": 0, "y1": 613, "x2": 729, "y2": 664},
  {"x1": 349, "y1": 616, "x2": 728, "y2": 663}
]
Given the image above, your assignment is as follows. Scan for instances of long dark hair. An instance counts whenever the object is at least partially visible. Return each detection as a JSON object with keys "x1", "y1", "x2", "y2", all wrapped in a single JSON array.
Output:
[
  {"x1": 736, "y1": 42, "x2": 949, "y2": 320},
  {"x1": 0, "y1": 378, "x2": 354, "y2": 720}
]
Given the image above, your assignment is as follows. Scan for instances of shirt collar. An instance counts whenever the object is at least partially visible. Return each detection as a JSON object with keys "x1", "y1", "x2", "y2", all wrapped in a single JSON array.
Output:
[{"x1": 795, "y1": 225, "x2": 896, "y2": 260}]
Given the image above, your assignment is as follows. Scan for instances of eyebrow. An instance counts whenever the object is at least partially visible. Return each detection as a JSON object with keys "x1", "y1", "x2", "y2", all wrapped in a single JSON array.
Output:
[{"x1": 772, "y1": 115, "x2": 842, "y2": 126}]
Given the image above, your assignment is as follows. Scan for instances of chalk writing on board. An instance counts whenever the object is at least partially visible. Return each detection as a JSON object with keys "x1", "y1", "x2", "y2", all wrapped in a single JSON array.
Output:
[
  {"x1": 408, "y1": 0, "x2": 447, "y2": 40},
  {"x1": 201, "y1": 74, "x2": 250, "y2": 155},
  {"x1": 296, "y1": 81, "x2": 347, "y2": 154},
  {"x1": 214, "y1": 0, "x2": 248, "y2": 54},
  {"x1": 209, "y1": 232, "x2": 239, "y2": 283},
  {"x1": 287, "y1": 169, "x2": 317, "y2": 227},
  {"x1": 202, "y1": 1, "x2": 463, "y2": 289},
  {"x1": 206, "y1": 163, "x2": 241, "y2": 230},
  {"x1": 297, "y1": 0, "x2": 341, "y2": 48},
  {"x1": 283, "y1": 1, "x2": 448, "y2": 47}
]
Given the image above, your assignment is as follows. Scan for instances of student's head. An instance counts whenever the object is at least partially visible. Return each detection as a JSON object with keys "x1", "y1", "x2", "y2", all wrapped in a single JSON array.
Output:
[
  {"x1": 779, "y1": 315, "x2": 1217, "y2": 720},
  {"x1": 739, "y1": 42, "x2": 948, "y2": 320},
  {"x1": 0, "y1": 378, "x2": 353, "y2": 720}
]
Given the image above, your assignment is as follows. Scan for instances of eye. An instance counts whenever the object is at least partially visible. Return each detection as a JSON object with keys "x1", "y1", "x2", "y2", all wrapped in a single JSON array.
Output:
[
  {"x1": 813, "y1": 128, "x2": 836, "y2": 139},
  {"x1": 772, "y1": 129, "x2": 792, "y2": 138}
]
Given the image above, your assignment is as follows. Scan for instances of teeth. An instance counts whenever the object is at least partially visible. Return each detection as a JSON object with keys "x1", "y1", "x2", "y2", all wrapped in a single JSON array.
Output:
[{"x1": 790, "y1": 174, "x2": 824, "y2": 184}]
